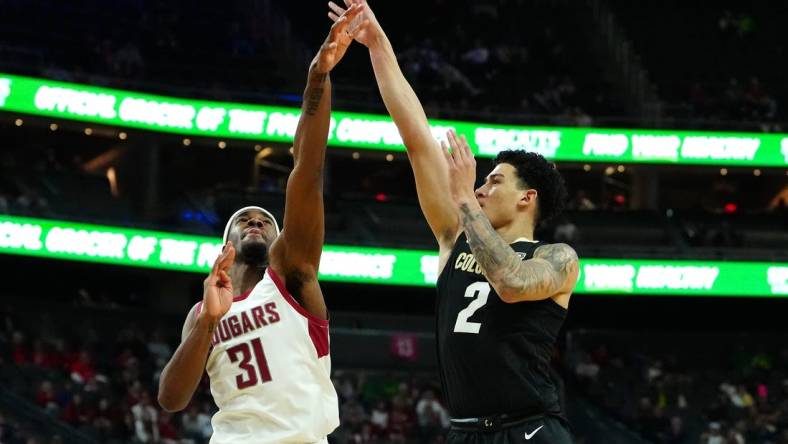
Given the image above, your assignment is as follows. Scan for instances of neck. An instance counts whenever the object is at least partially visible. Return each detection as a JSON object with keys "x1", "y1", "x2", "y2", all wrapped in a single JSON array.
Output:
[
  {"x1": 228, "y1": 262, "x2": 266, "y2": 296},
  {"x1": 495, "y1": 217, "x2": 535, "y2": 244}
]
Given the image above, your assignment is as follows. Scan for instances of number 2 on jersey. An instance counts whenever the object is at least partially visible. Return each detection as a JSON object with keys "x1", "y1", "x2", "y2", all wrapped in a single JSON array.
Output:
[
  {"x1": 453, "y1": 282, "x2": 491, "y2": 334},
  {"x1": 226, "y1": 338, "x2": 272, "y2": 389}
]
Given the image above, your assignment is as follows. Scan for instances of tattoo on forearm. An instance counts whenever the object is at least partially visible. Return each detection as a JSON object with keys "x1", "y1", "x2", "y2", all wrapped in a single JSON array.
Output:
[
  {"x1": 459, "y1": 203, "x2": 512, "y2": 270},
  {"x1": 304, "y1": 73, "x2": 328, "y2": 116},
  {"x1": 459, "y1": 203, "x2": 577, "y2": 298}
]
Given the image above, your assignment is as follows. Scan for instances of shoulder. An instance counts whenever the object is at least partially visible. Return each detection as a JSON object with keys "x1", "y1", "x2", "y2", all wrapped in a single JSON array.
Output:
[
  {"x1": 534, "y1": 243, "x2": 579, "y2": 272},
  {"x1": 535, "y1": 243, "x2": 579, "y2": 302}
]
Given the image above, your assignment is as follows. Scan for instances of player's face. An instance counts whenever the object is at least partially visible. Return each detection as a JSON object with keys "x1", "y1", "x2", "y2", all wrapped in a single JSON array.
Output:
[
  {"x1": 227, "y1": 210, "x2": 278, "y2": 264},
  {"x1": 474, "y1": 163, "x2": 535, "y2": 228}
]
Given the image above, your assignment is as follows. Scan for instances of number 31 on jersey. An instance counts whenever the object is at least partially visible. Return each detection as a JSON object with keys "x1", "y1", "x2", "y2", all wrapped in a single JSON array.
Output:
[{"x1": 453, "y1": 282, "x2": 491, "y2": 334}]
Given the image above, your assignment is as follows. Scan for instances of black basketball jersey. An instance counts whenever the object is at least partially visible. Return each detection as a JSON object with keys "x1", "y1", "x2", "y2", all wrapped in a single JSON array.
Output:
[{"x1": 436, "y1": 233, "x2": 567, "y2": 418}]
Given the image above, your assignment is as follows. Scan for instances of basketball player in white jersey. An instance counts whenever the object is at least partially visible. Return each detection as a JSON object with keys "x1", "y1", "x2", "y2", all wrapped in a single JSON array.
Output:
[{"x1": 157, "y1": 5, "x2": 369, "y2": 443}]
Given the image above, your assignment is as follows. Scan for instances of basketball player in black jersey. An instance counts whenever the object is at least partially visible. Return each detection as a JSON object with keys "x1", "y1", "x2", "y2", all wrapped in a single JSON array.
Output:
[{"x1": 327, "y1": 1, "x2": 578, "y2": 443}]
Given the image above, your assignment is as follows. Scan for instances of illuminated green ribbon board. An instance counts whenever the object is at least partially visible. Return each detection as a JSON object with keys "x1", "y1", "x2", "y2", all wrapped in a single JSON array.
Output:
[
  {"x1": 0, "y1": 73, "x2": 786, "y2": 166},
  {"x1": 1, "y1": 215, "x2": 786, "y2": 297}
]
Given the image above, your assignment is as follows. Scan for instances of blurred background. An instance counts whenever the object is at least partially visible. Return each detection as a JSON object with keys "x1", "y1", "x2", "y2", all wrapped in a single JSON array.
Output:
[{"x1": 0, "y1": 0, "x2": 787, "y2": 443}]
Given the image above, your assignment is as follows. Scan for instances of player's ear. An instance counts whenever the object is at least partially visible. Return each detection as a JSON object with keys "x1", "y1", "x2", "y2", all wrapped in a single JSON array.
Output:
[{"x1": 518, "y1": 189, "x2": 537, "y2": 209}]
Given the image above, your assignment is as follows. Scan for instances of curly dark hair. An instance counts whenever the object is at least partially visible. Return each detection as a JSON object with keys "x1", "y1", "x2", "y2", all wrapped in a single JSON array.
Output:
[{"x1": 493, "y1": 150, "x2": 568, "y2": 224}]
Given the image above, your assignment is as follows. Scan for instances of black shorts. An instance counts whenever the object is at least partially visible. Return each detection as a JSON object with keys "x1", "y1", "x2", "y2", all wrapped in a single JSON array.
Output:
[{"x1": 447, "y1": 414, "x2": 573, "y2": 444}]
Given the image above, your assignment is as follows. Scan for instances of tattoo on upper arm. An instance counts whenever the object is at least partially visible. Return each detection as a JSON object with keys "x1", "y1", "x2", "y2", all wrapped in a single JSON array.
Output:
[
  {"x1": 533, "y1": 243, "x2": 579, "y2": 284},
  {"x1": 304, "y1": 73, "x2": 328, "y2": 116},
  {"x1": 458, "y1": 202, "x2": 577, "y2": 297}
]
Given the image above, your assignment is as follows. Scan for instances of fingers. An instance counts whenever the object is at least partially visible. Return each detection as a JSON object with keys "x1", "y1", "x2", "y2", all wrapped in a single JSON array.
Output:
[
  {"x1": 217, "y1": 241, "x2": 236, "y2": 272},
  {"x1": 328, "y1": 1, "x2": 346, "y2": 19},
  {"x1": 338, "y1": 2, "x2": 364, "y2": 22},
  {"x1": 217, "y1": 270, "x2": 231, "y2": 288},
  {"x1": 446, "y1": 130, "x2": 463, "y2": 162},
  {"x1": 440, "y1": 140, "x2": 455, "y2": 167},
  {"x1": 447, "y1": 129, "x2": 458, "y2": 150},
  {"x1": 328, "y1": 3, "x2": 363, "y2": 41},
  {"x1": 210, "y1": 243, "x2": 226, "y2": 274},
  {"x1": 447, "y1": 129, "x2": 473, "y2": 162},
  {"x1": 459, "y1": 134, "x2": 472, "y2": 158}
]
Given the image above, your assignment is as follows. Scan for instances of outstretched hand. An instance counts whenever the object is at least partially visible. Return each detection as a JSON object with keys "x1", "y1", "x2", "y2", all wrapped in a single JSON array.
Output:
[
  {"x1": 327, "y1": 0, "x2": 381, "y2": 48},
  {"x1": 201, "y1": 241, "x2": 236, "y2": 322},
  {"x1": 314, "y1": 3, "x2": 369, "y2": 73},
  {"x1": 441, "y1": 130, "x2": 478, "y2": 208}
]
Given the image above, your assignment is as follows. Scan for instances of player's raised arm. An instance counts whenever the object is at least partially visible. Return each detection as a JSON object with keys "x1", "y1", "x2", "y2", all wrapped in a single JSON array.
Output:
[
  {"x1": 442, "y1": 131, "x2": 579, "y2": 303},
  {"x1": 268, "y1": 5, "x2": 367, "y2": 319},
  {"x1": 328, "y1": 0, "x2": 460, "y2": 249}
]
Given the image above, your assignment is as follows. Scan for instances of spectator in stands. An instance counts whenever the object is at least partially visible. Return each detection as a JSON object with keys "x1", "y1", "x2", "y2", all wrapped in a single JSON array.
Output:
[
  {"x1": 387, "y1": 401, "x2": 414, "y2": 443},
  {"x1": 130, "y1": 391, "x2": 158, "y2": 443},
  {"x1": 553, "y1": 215, "x2": 578, "y2": 244},
  {"x1": 92, "y1": 397, "x2": 117, "y2": 442},
  {"x1": 68, "y1": 350, "x2": 96, "y2": 385},
  {"x1": 341, "y1": 397, "x2": 369, "y2": 433},
  {"x1": 415, "y1": 389, "x2": 449, "y2": 444},
  {"x1": 726, "y1": 424, "x2": 745, "y2": 444},
  {"x1": 34, "y1": 380, "x2": 58, "y2": 416},
  {"x1": 181, "y1": 404, "x2": 212, "y2": 444},
  {"x1": 661, "y1": 415, "x2": 687, "y2": 444},
  {"x1": 369, "y1": 400, "x2": 390, "y2": 437},
  {"x1": 61, "y1": 393, "x2": 92, "y2": 428},
  {"x1": 198, "y1": 402, "x2": 215, "y2": 437},
  {"x1": 573, "y1": 352, "x2": 600, "y2": 383},
  {"x1": 157, "y1": 411, "x2": 179, "y2": 444},
  {"x1": 568, "y1": 189, "x2": 596, "y2": 210},
  {"x1": 700, "y1": 421, "x2": 725, "y2": 444},
  {"x1": 348, "y1": 423, "x2": 375, "y2": 444},
  {"x1": 146, "y1": 330, "x2": 172, "y2": 363}
]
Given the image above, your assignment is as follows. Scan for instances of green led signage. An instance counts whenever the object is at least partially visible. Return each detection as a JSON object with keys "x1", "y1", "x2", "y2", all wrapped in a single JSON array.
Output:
[
  {"x1": 1, "y1": 73, "x2": 786, "y2": 167},
  {"x1": 1, "y1": 215, "x2": 786, "y2": 297}
]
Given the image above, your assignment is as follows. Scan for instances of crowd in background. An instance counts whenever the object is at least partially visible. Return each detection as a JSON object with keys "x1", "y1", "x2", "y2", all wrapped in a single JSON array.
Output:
[
  {"x1": 568, "y1": 335, "x2": 788, "y2": 444},
  {"x1": 0, "y1": 298, "x2": 451, "y2": 444}
]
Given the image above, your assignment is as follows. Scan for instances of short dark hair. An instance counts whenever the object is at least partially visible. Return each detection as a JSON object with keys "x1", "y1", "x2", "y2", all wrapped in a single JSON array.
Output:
[{"x1": 493, "y1": 150, "x2": 568, "y2": 224}]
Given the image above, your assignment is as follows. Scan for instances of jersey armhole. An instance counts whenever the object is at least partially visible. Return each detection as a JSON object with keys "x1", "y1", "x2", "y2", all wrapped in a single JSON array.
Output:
[
  {"x1": 267, "y1": 267, "x2": 329, "y2": 327},
  {"x1": 267, "y1": 267, "x2": 330, "y2": 358}
]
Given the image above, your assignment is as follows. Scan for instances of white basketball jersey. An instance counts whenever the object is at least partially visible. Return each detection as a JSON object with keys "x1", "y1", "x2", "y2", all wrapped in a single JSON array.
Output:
[{"x1": 199, "y1": 268, "x2": 339, "y2": 443}]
